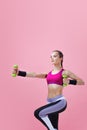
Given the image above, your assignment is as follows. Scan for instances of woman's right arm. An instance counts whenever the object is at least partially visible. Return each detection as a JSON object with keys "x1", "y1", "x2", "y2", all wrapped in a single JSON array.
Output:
[
  {"x1": 12, "y1": 68, "x2": 47, "y2": 78},
  {"x1": 26, "y1": 72, "x2": 47, "y2": 78},
  {"x1": 12, "y1": 66, "x2": 47, "y2": 79}
]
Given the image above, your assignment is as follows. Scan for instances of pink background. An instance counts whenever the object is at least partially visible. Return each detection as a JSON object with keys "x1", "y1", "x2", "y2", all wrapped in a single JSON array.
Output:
[{"x1": 0, "y1": 0, "x2": 87, "y2": 130}]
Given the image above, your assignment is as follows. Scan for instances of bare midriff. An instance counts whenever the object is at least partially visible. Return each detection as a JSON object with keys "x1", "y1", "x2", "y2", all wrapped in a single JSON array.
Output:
[{"x1": 47, "y1": 84, "x2": 63, "y2": 98}]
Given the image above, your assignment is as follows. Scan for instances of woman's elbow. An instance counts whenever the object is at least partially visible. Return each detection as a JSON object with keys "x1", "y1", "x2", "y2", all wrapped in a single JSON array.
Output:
[
  {"x1": 77, "y1": 80, "x2": 85, "y2": 85},
  {"x1": 82, "y1": 81, "x2": 85, "y2": 85}
]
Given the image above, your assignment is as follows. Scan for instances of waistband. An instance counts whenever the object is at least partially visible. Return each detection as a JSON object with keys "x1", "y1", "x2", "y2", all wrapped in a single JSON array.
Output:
[{"x1": 47, "y1": 95, "x2": 66, "y2": 102}]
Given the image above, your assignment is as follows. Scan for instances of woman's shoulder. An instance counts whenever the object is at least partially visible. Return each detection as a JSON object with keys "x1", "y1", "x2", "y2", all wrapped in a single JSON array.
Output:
[{"x1": 62, "y1": 69, "x2": 70, "y2": 75}]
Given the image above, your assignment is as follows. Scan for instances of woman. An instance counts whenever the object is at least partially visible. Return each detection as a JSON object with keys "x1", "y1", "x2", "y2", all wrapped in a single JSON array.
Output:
[{"x1": 12, "y1": 50, "x2": 85, "y2": 130}]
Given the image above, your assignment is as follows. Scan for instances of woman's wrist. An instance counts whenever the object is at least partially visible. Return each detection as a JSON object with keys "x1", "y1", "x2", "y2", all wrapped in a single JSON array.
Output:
[
  {"x1": 69, "y1": 79, "x2": 77, "y2": 85},
  {"x1": 18, "y1": 71, "x2": 27, "y2": 77}
]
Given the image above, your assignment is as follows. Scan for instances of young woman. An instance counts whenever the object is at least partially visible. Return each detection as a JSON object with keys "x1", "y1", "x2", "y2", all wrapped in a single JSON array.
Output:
[{"x1": 12, "y1": 50, "x2": 85, "y2": 130}]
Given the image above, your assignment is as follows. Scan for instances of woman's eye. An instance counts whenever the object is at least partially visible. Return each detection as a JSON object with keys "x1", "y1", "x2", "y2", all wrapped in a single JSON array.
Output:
[
  {"x1": 50, "y1": 55, "x2": 57, "y2": 58},
  {"x1": 54, "y1": 55, "x2": 57, "y2": 57}
]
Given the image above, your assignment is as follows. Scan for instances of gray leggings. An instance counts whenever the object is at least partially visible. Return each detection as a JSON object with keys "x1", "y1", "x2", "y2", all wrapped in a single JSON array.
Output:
[{"x1": 34, "y1": 95, "x2": 67, "y2": 130}]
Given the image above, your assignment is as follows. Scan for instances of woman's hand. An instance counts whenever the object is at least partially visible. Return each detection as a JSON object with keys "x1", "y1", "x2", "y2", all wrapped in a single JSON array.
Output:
[
  {"x1": 63, "y1": 77, "x2": 70, "y2": 86},
  {"x1": 12, "y1": 65, "x2": 19, "y2": 77}
]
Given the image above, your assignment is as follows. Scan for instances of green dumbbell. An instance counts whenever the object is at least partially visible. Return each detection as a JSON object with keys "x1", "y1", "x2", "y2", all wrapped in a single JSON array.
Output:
[
  {"x1": 12, "y1": 65, "x2": 18, "y2": 77},
  {"x1": 63, "y1": 74, "x2": 68, "y2": 87}
]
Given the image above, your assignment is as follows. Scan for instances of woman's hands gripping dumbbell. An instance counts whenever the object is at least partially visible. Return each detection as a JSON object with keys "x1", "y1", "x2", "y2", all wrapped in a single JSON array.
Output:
[
  {"x1": 12, "y1": 65, "x2": 19, "y2": 77},
  {"x1": 63, "y1": 74, "x2": 69, "y2": 87},
  {"x1": 12, "y1": 65, "x2": 26, "y2": 77}
]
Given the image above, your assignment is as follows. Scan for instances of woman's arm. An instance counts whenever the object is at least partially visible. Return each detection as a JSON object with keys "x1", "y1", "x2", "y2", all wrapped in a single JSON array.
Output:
[
  {"x1": 26, "y1": 72, "x2": 47, "y2": 78},
  {"x1": 63, "y1": 70, "x2": 85, "y2": 85},
  {"x1": 12, "y1": 67, "x2": 47, "y2": 79}
]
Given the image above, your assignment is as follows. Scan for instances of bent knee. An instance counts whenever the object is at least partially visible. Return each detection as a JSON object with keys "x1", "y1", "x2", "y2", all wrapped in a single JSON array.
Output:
[{"x1": 34, "y1": 109, "x2": 39, "y2": 118}]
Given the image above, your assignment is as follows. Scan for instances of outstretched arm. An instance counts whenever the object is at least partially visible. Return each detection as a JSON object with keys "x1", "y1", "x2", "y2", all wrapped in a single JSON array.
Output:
[
  {"x1": 13, "y1": 70, "x2": 47, "y2": 79},
  {"x1": 26, "y1": 72, "x2": 47, "y2": 78},
  {"x1": 12, "y1": 65, "x2": 47, "y2": 79}
]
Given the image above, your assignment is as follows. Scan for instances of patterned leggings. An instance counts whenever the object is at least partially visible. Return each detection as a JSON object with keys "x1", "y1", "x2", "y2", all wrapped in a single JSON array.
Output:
[{"x1": 34, "y1": 95, "x2": 67, "y2": 130}]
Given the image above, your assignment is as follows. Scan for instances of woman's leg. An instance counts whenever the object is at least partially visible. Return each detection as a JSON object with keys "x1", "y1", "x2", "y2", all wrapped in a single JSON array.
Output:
[
  {"x1": 48, "y1": 112, "x2": 59, "y2": 130},
  {"x1": 34, "y1": 99, "x2": 67, "y2": 130}
]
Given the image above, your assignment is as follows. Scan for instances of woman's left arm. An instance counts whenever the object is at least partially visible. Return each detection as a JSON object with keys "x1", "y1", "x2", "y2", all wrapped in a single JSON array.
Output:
[{"x1": 67, "y1": 70, "x2": 85, "y2": 85}]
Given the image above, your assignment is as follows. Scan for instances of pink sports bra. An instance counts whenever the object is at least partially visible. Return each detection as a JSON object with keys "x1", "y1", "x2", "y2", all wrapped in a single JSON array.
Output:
[{"x1": 46, "y1": 69, "x2": 64, "y2": 85}]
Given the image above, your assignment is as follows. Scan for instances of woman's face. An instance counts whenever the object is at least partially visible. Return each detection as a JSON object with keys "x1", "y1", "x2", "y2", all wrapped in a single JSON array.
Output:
[{"x1": 50, "y1": 51, "x2": 62, "y2": 66}]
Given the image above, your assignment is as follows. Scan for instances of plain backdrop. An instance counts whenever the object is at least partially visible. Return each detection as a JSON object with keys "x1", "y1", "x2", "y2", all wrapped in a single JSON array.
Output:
[{"x1": 0, "y1": 0, "x2": 87, "y2": 130}]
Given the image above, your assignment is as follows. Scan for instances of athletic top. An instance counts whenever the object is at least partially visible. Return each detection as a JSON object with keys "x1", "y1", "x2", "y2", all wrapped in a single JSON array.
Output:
[{"x1": 46, "y1": 69, "x2": 64, "y2": 85}]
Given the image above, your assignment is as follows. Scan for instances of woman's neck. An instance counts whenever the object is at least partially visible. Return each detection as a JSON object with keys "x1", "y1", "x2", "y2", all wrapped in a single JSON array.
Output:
[{"x1": 53, "y1": 65, "x2": 63, "y2": 71}]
